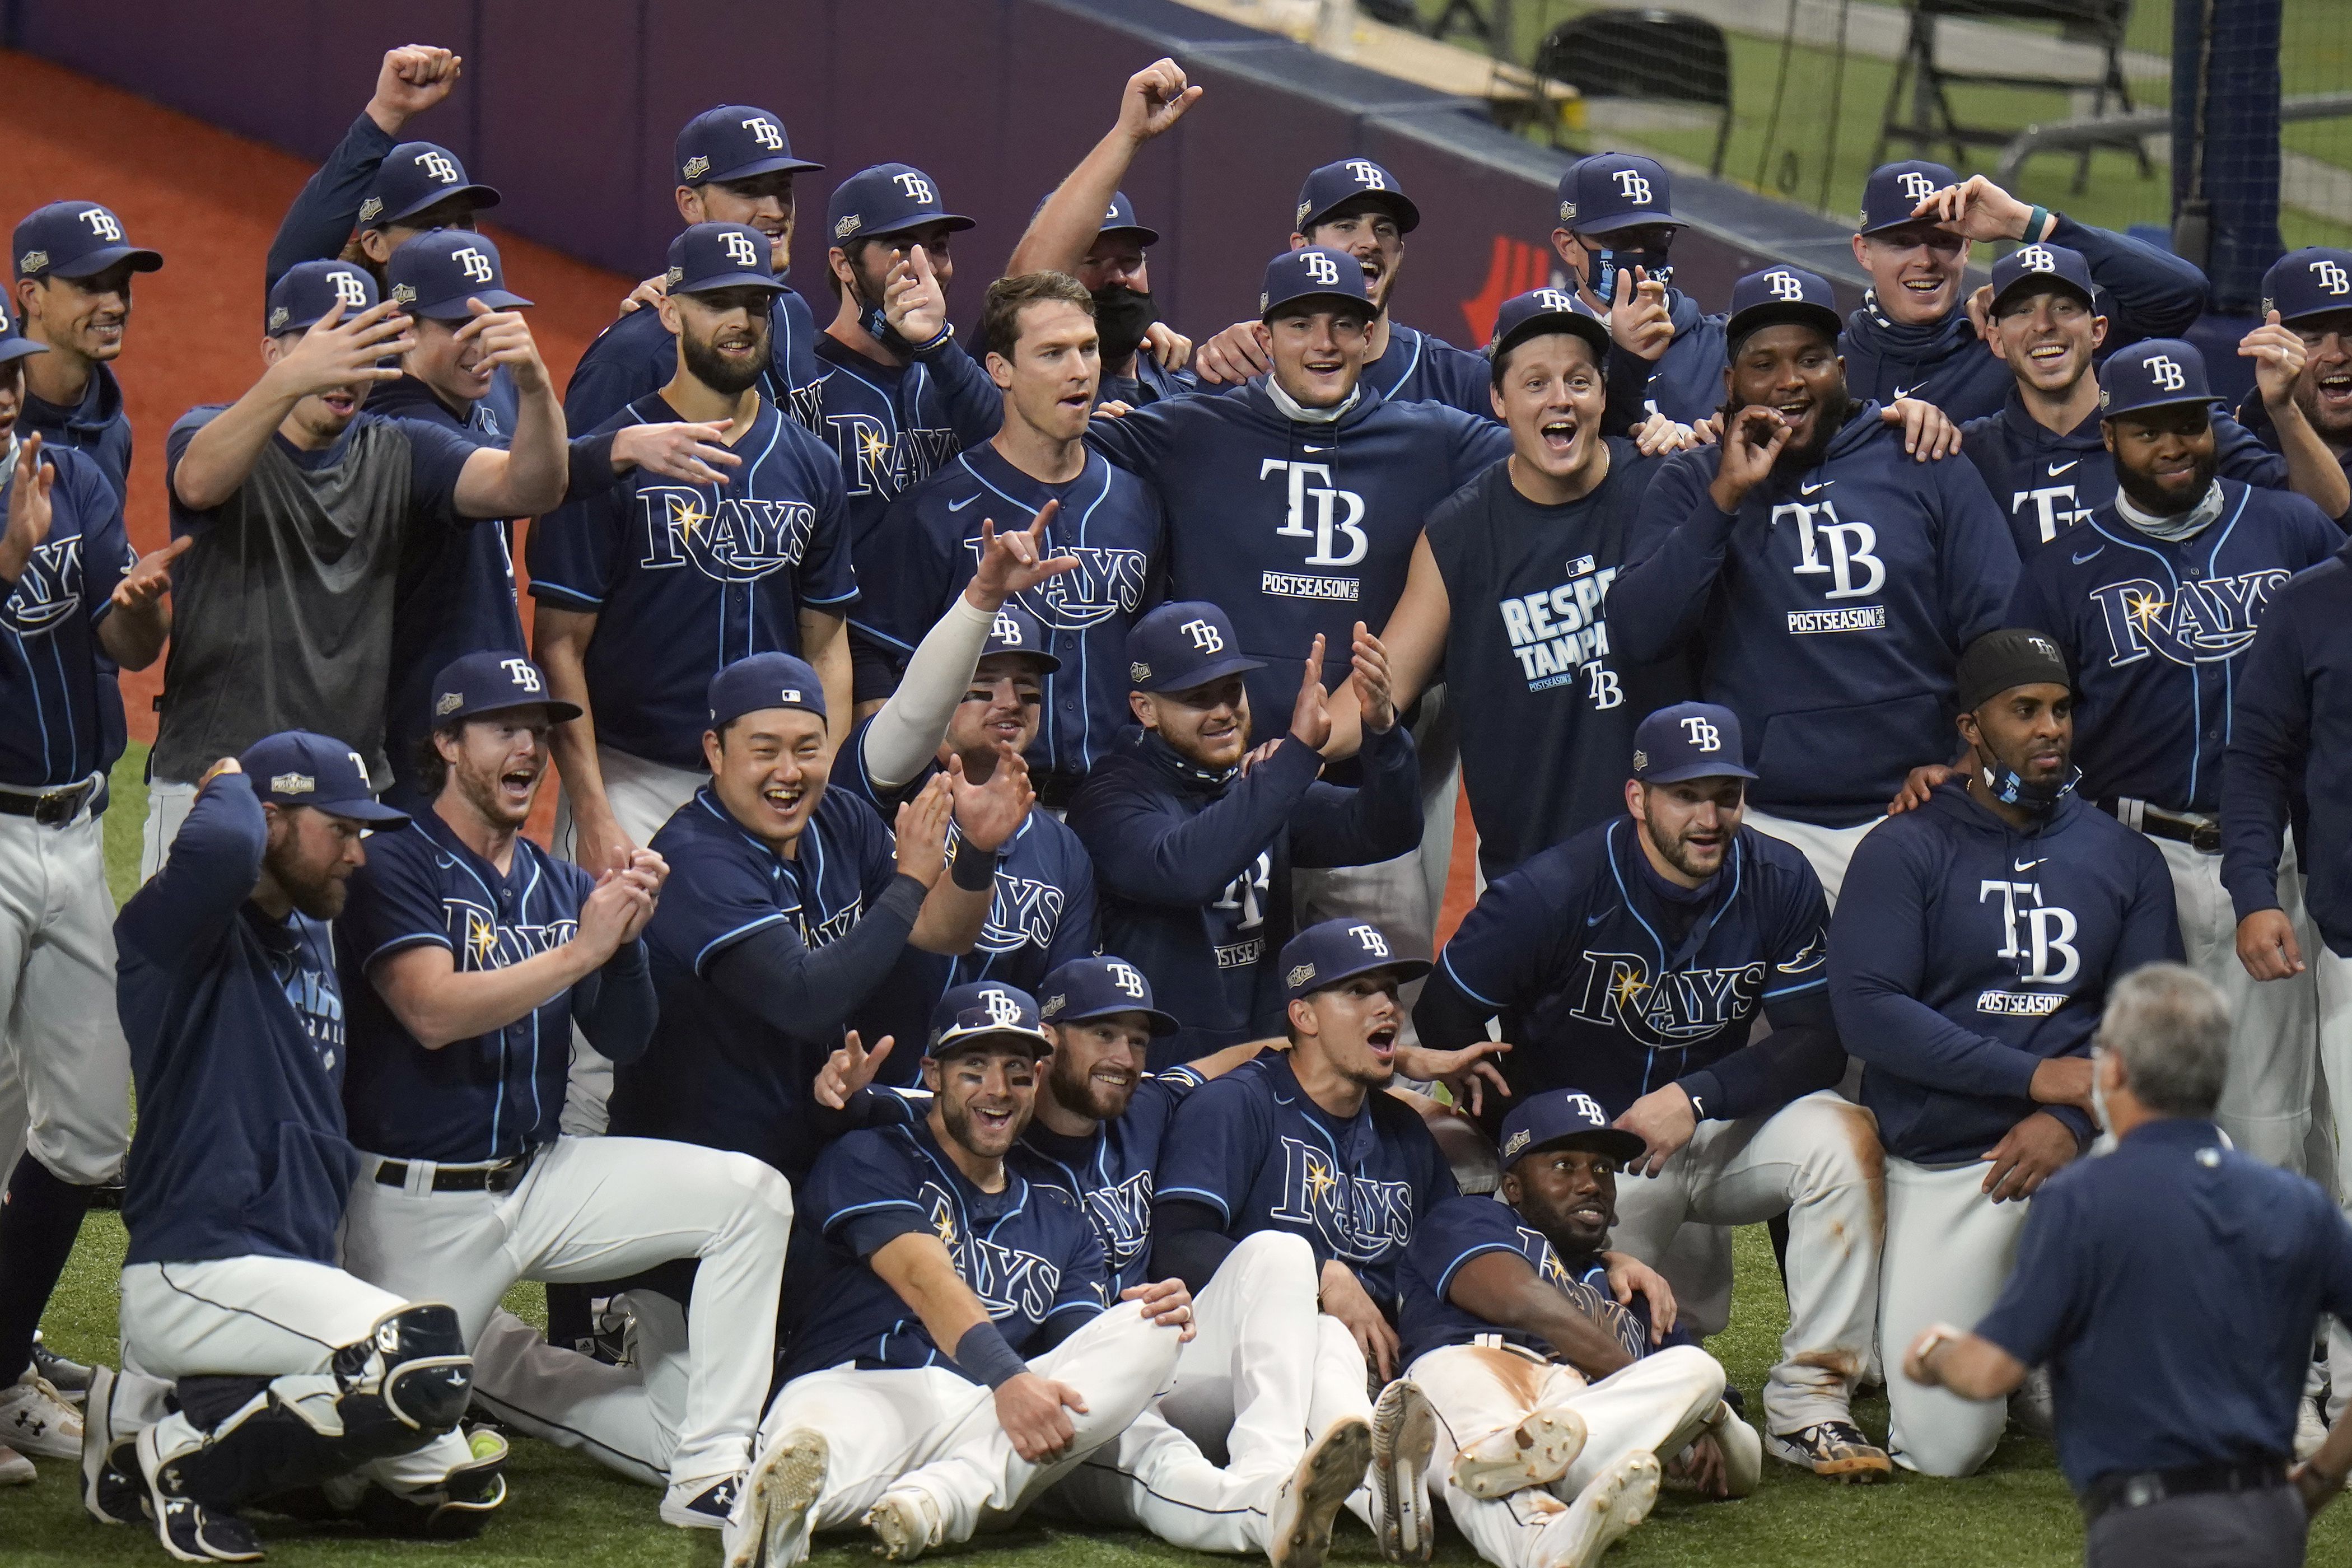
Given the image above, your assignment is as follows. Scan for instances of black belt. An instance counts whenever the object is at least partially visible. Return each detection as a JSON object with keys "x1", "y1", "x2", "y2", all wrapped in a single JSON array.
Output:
[
  {"x1": 2083, "y1": 1458, "x2": 2289, "y2": 1523},
  {"x1": 2106, "y1": 798, "x2": 2221, "y2": 855},
  {"x1": 373, "y1": 1151, "x2": 535, "y2": 1194},
  {"x1": 0, "y1": 778, "x2": 97, "y2": 826}
]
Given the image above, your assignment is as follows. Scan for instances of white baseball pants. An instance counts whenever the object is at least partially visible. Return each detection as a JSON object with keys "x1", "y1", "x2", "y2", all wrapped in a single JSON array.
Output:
[
  {"x1": 137, "y1": 778, "x2": 197, "y2": 882},
  {"x1": 1606, "y1": 1091, "x2": 1883, "y2": 1434},
  {"x1": 551, "y1": 744, "x2": 705, "y2": 1136},
  {"x1": 338, "y1": 1133, "x2": 790, "y2": 1491},
  {"x1": 1877, "y1": 1156, "x2": 2034, "y2": 1476},
  {"x1": 2304, "y1": 944, "x2": 2352, "y2": 1420},
  {"x1": 758, "y1": 1300, "x2": 1183, "y2": 1558},
  {"x1": 1741, "y1": 810, "x2": 1882, "y2": 908},
  {"x1": 1408, "y1": 1342, "x2": 1724, "y2": 1568},
  {"x1": 0, "y1": 801, "x2": 129, "y2": 1184}
]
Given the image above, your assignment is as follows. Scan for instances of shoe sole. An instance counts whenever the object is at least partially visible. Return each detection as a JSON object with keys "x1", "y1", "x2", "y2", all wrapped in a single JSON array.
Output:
[
  {"x1": 1555, "y1": 1452, "x2": 1660, "y2": 1568},
  {"x1": 1453, "y1": 1407, "x2": 1588, "y2": 1500},
  {"x1": 140, "y1": 1425, "x2": 262, "y2": 1566},
  {"x1": 867, "y1": 1493, "x2": 934, "y2": 1563},
  {"x1": 1763, "y1": 1431, "x2": 1892, "y2": 1483},
  {"x1": 1268, "y1": 1418, "x2": 1373, "y2": 1568},
  {"x1": 738, "y1": 1429, "x2": 829, "y2": 1568},
  {"x1": 1371, "y1": 1381, "x2": 1438, "y2": 1564}
]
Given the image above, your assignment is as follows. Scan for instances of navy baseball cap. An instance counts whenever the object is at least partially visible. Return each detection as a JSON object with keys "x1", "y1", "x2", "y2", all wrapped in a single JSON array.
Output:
[
  {"x1": 1858, "y1": 160, "x2": 1958, "y2": 236},
  {"x1": 1631, "y1": 702, "x2": 1756, "y2": 784},
  {"x1": 707, "y1": 651, "x2": 827, "y2": 730},
  {"x1": 1498, "y1": 1089, "x2": 1646, "y2": 1168},
  {"x1": 1294, "y1": 158, "x2": 1419, "y2": 235},
  {"x1": 1556, "y1": 153, "x2": 1681, "y2": 236},
  {"x1": 1724, "y1": 265, "x2": 1842, "y2": 351},
  {"x1": 1037, "y1": 956, "x2": 1179, "y2": 1038},
  {"x1": 386, "y1": 231, "x2": 531, "y2": 321},
  {"x1": 666, "y1": 223, "x2": 791, "y2": 297},
  {"x1": 360, "y1": 142, "x2": 500, "y2": 231},
  {"x1": 1259, "y1": 246, "x2": 1373, "y2": 321},
  {"x1": 826, "y1": 164, "x2": 974, "y2": 247},
  {"x1": 0, "y1": 293, "x2": 46, "y2": 367},
  {"x1": 979, "y1": 601, "x2": 1062, "y2": 675},
  {"x1": 675, "y1": 105, "x2": 823, "y2": 186},
  {"x1": 2098, "y1": 339, "x2": 2222, "y2": 420},
  {"x1": 1100, "y1": 190, "x2": 1159, "y2": 246},
  {"x1": 1280, "y1": 918, "x2": 1431, "y2": 1005},
  {"x1": 2262, "y1": 248, "x2": 2352, "y2": 324},
  {"x1": 429, "y1": 650, "x2": 580, "y2": 727},
  {"x1": 13, "y1": 200, "x2": 161, "y2": 282},
  {"x1": 265, "y1": 260, "x2": 380, "y2": 336},
  {"x1": 1124, "y1": 601, "x2": 1264, "y2": 694},
  {"x1": 237, "y1": 731, "x2": 410, "y2": 825},
  {"x1": 928, "y1": 981, "x2": 1054, "y2": 1059},
  {"x1": 1490, "y1": 286, "x2": 1610, "y2": 364},
  {"x1": 1989, "y1": 241, "x2": 2097, "y2": 314}
]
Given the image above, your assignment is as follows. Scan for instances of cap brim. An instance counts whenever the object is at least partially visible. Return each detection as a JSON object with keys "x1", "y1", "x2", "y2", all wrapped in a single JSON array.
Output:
[
  {"x1": 413, "y1": 288, "x2": 534, "y2": 320},
  {"x1": 1137, "y1": 652, "x2": 1267, "y2": 693},
  {"x1": 929, "y1": 1026, "x2": 1053, "y2": 1059},
  {"x1": 983, "y1": 647, "x2": 1062, "y2": 676},
  {"x1": 312, "y1": 797, "x2": 412, "y2": 827},
  {"x1": 375, "y1": 185, "x2": 502, "y2": 228},
  {"x1": 1990, "y1": 276, "x2": 2095, "y2": 314},
  {"x1": 1298, "y1": 956, "x2": 1434, "y2": 1000},
  {"x1": 871, "y1": 213, "x2": 977, "y2": 238},
  {"x1": 1100, "y1": 223, "x2": 1160, "y2": 248},
  {"x1": 1571, "y1": 210, "x2": 1684, "y2": 236},
  {"x1": 1305, "y1": 193, "x2": 1420, "y2": 235},
  {"x1": 702, "y1": 155, "x2": 825, "y2": 183},
  {"x1": 1725, "y1": 302, "x2": 1844, "y2": 349},
  {"x1": 1495, "y1": 313, "x2": 1609, "y2": 363},
  {"x1": 2101, "y1": 393, "x2": 2227, "y2": 420},
  {"x1": 674, "y1": 272, "x2": 791, "y2": 296},
  {"x1": 1641, "y1": 760, "x2": 1758, "y2": 784},
  {"x1": 1261, "y1": 288, "x2": 1375, "y2": 323},
  {"x1": 449, "y1": 696, "x2": 584, "y2": 725},
  {"x1": 1512, "y1": 1126, "x2": 1649, "y2": 1166},
  {"x1": 54, "y1": 245, "x2": 162, "y2": 277},
  {"x1": 1058, "y1": 1002, "x2": 1181, "y2": 1038},
  {"x1": 0, "y1": 338, "x2": 48, "y2": 364}
]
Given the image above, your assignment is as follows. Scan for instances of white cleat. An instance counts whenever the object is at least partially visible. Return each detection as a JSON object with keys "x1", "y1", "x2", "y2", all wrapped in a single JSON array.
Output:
[
  {"x1": 1531, "y1": 1449, "x2": 1660, "y2": 1568},
  {"x1": 0, "y1": 1368, "x2": 82, "y2": 1459},
  {"x1": 1451, "y1": 1406, "x2": 1587, "y2": 1500},
  {"x1": 726, "y1": 1427, "x2": 829, "y2": 1568},
  {"x1": 865, "y1": 1483, "x2": 945, "y2": 1562},
  {"x1": 0, "y1": 1443, "x2": 31, "y2": 1486},
  {"x1": 1267, "y1": 1416, "x2": 1372, "y2": 1568},
  {"x1": 1371, "y1": 1379, "x2": 1438, "y2": 1564},
  {"x1": 2297, "y1": 1397, "x2": 2331, "y2": 1463}
]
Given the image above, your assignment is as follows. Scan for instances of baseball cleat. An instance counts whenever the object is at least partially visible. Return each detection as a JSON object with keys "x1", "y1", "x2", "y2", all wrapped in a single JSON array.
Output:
[
  {"x1": 661, "y1": 1469, "x2": 745, "y2": 1529},
  {"x1": 2297, "y1": 1397, "x2": 2331, "y2": 1462},
  {"x1": 1530, "y1": 1449, "x2": 1659, "y2": 1568},
  {"x1": 0, "y1": 1443, "x2": 31, "y2": 1486},
  {"x1": 726, "y1": 1426, "x2": 828, "y2": 1568},
  {"x1": 1765, "y1": 1420, "x2": 1892, "y2": 1482},
  {"x1": 864, "y1": 1483, "x2": 945, "y2": 1562},
  {"x1": 138, "y1": 1425, "x2": 264, "y2": 1562},
  {"x1": 1451, "y1": 1406, "x2": 1586, "y2": 1500},
  {"x1": 81, "y1": 1364, "x2": 147, "y2": 1524},
  {"x1": 1267, "y1": 1416, "x2": 1371, "y2": 1568},
  {"x1": 1371, "y1": 1378, "x2": 1438, "y2": 1563},
  {"x1": 0, "y1": 1366, "x2": 83, "y2": 1458},
  {"x1": 32, "y1": 1331, "x2": 92, "y2": 1402}
]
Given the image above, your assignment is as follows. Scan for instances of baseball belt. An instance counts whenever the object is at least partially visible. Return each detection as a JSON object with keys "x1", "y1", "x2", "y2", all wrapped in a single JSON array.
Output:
[
  {"x1": 372, "y1": 1148, "x2": 539, "y2": 1194},
  {"x1": 2080, "y1": 1456, "x2": 2289, "y2": 1523},
  {"x1": 0, "y1": 774, "x2": 100, "y2": 827},
  {"x1": 2105, "y1": 797, "x2": 2220, "y2": 856}
]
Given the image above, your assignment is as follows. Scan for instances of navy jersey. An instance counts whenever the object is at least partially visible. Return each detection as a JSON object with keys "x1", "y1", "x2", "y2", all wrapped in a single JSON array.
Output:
[
  {"x1": 337, "y1": 808, "x2": 638, "y2": 1163},
  {"x1": 1014, "y1": 1065, "x2": 1208, "y2": 1294},
  {"x1": 1155, "y1": 1053, "x2": 1457, "y2": 1318},
  {"x1": 116, "y1": 777, "x2": 354, "y2": 1267},
  {"x1": 1362, "y1": 323, "x2": 1493, "y2": 419},
  {"x1": 1964, "y1": 393, "x2": 2297, "y2": 553},
  {"x1": 1830, "y1": 785, "x2": 2181, "y2": 1164},
  {"x1": 1098, "y1": 353, "x2": 1197, "y2": 410},
  {"x1": 1435, "y1": 819, "x2": 1831, "y2": 1120},
  {"x1": 2007, "y1": 481, "x2": 2341, "y2": 813},
  {"x1": 564, "y1": 284, "x2": 828, "y2": 436},
  {"x1": 860, "y1": 444, "x2": 1162, "y2": 793},
  {"x1": 614, "y1": 786, "x2": 899, "y2": 1181},
  {"x1": 1086, "y1": 381, "x2": 1511, "y2": 726},
  {"x1": 1395, "y1": 1194, "x2": 1653, "y2": 1368},
  {"x1": 1611, "y1": 405, "x2": 2018, "y2": 827},
  {"x1": 527, "y1": 392, "x2": 856, "y2": 771},
  {"x1": 0, "y1": 441, "x2": 134, "y2": 788},
  {"x1": 783, "y1": 1120, "x2": 1108, "y2": 1382}
]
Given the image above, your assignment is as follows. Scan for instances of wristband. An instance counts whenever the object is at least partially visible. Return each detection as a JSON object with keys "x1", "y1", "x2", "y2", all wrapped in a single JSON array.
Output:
[
  {"x1": 948, "y1": 828, "x2": 997, "y2": 892},
  {"x1": 2025, "y1": 206, "x2": 2051, "y2": 243},
  {"x1": 906, "y1": 324, "x2": 955, "y2": 358},
  {"x1": 951, "y1": 1319, "x2": 1028, "y2": 1388}
]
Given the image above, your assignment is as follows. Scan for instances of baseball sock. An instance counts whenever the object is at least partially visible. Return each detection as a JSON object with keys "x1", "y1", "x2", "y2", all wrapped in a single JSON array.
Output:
[{"x1": 0, "y1": 1152, "x2": 93, "y2": 1384}]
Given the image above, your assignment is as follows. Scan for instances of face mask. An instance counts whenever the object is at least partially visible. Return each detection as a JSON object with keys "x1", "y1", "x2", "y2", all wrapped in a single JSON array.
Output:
[
  {"x1": 1090, "y1": 286, "x2": 1159, "y2": 370},
  {"x1": 1590, "y1": 242, "x2": 1673, "y2": 302},
  {"x1": 851, "y1": 266, "x2": 920, "y2": 357},
  {"x1": 1980, "y1": 758, "x2": 2079, "y2": 814}
]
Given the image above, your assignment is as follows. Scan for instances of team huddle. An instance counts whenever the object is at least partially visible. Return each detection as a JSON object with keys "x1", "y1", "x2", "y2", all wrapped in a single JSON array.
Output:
[{"x1": 3, "y1": 36, "x2": 2352, "y2": 1568}]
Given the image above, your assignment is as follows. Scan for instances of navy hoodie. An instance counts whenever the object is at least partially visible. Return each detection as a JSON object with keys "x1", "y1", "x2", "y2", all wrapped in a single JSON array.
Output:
[
  {"x1": 1617, "y1": 289, "x2": 1732, "y2": 428},
  {"x1": 2224, "y1": 536, "x2": 2352, "y2": 951},
  {"x1": 1611, "y1": 404, "x2": 2019, "y2": 827},
  {"x1": 1830, "y1": 783, "x2": 2181, "y2": 1164}
]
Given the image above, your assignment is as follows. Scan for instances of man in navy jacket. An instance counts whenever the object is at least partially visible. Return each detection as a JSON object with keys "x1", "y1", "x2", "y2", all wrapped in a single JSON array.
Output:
[{"x1": 1831, "y1": 630, "x2": 2180, "y2": 1478}]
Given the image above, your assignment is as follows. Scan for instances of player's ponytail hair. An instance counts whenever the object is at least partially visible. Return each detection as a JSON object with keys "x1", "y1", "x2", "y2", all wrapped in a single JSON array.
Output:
[{"x1": 2095, "y1": 962, "x2": 2229, "y2": 1118}]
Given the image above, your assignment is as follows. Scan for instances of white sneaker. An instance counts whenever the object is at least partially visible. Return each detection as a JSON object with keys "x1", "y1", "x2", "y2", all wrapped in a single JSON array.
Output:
[
  {"x1": 660, "y1": 1470, "x2": 744, "y2": 1529},
  {"x1": 1266, "y1": 1416, "x2": 1371, "y2": 1568},
  {"x1": 1530, "y1": 1449, "x2": 1660, "y2": 1568},
  {"x1": 1450, "y1": 1406, "x2": 1586, "y2": 1500},
  {"x1": 2297, "y1": 1397, "x2": 2331, "y2": 1462},
  {"x1": 0, "y1": 1369, "x2": 82, "y2": 1458},
  {"x1": 1371, "y1": 1379, "x2": 1438, "y2": 1564},
  {"x1": 725, "y1": 1427, "x2": 828, "y2": 1568},
  {"x1": 864, "y1": 1483, "x2": 945, "y2": 1562},
  {"x1": 0, "y1": 1443, "x2": 31, "y2": 1486}
]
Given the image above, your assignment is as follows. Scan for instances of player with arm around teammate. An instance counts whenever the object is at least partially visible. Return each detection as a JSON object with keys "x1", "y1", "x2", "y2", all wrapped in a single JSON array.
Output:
[
  {"x1": 1831, "y1": 629, "x2": 2182, "y2": 1477},
  {"x1": 724, "y1": 983, "x2": 1191, "y2": 1568},
  {"x1": 1398, "y1": 1089, "x2": 1762, "y2": 1568},
  {"x1": 1416, "y1": 701, "x2": 1888, "y2": 1482}
]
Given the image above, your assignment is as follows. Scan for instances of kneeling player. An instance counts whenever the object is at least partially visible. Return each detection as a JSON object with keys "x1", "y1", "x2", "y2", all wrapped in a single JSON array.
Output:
[
  {"x1": 1399, "y1": 1089, "x2": 1760, "y2": 1568},
  {"x1": 96, "y1": 738, "x2": 492, "y2": 1559},
  {"x1": 725, "y1": 984, "x2": 1189, "y2": 1567}
]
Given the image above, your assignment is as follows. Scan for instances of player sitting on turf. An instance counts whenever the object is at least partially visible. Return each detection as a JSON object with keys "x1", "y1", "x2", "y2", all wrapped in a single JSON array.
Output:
[
  {"x1": 1417, "y1": 700, "x2": 1889, "y2": 1483},
  {"x1": 724, "y1": 982, "x2": 1192, "y2": 1568},
  {"x1": 1397, "y1": 1088, "x2": 1760, "y2": 1568}
]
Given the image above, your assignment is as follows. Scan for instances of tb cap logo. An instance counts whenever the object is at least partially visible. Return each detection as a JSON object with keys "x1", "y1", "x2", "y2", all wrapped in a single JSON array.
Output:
[
  {"x1": 1896, "y1": 169, "x2": 1940, "y2": 204},
  {"x1": 414, "y1": 150, "x2": 460, "y2": 185},
  {"x1": 498, "y1": 657, "x2": 542, "y2": 693},
  {"x1": 1300, "y1": 251, "x2": 1341, "y2": 287},
  {"x1": 1344, "y1": 160, "x2": 1388, "y2": 190},
  {"x1": 742, "y1": 115, "x2": 784, "y2": 151},
  {"x1": 1611, "y1": 168, "x2": 1653, "y2": 204},
  {"x1": 2145, "y1": 354, "x2": 2186, "y2": 392},
  {"x1": 1349, "y1": 923, "x2": 1389, "y2": 958},
  {"x1": 1765, "y1": 269, "x2": 1805, "y2": 302},
  {"x1": 1108, "y1": 962, "x2": 1146, "y2": 998},
  {"x1": 720, "y1": 231, "x2": 762, "y2": 268},
  {"x1": 893, "y1": 171, "x2": 936, "y2": 206},
  {"x1": 79, "y1": 207, "x2": 121, "y2": 242},
  {"x1": 2312, "y1": 258, "x2": 2350, "y2": 295},
  {"x1": 452, "y1": 246, "x2": 496, "y2": 284},
  {"x1": 981, "y1": 987, "x2": 1023, "y2": 1026},
  {"x1": 1180, "y1": 618, "x2": 1224, "y2": 654}
]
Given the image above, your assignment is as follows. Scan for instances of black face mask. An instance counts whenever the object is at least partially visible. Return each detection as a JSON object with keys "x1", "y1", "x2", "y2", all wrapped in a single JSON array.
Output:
[
  {"x1": 1981, "y1": 758, "x2": 2079, "y2": 814},
  {"x1": 851, "y1": 268, "x2": 921, "y2": 357},
  {"x1": 1091, "y1": 286, "x2": 1159, "y2": 370},
  {"x1": 1590, "y1": 243, "x2": 1673, "y2": 302}
]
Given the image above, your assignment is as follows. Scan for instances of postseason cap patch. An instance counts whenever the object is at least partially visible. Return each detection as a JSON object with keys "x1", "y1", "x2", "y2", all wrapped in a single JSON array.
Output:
[{"x1": 270, "y1": 773, "x2": 316, "y2": 795}]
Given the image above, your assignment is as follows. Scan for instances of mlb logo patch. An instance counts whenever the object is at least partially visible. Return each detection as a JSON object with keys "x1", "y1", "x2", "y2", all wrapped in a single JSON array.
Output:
[{"x1": 435, "y1": 692, "x2": 463, "y2": 716}]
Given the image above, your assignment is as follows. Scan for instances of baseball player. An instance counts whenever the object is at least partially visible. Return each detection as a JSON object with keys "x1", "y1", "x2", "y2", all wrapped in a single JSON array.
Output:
[
  {"x1": 860, "y1": 273, "x2": 1165, "y2": 806},
  {"x1": 1005, "y1": 59, "x2": 1203, "y2": 408},
  {"x1": 1840, "y1": 163, "x2": 2205, "y2": 423},
  {"x1": 1068, "y1": 603, "x2": 1421, "y2": 1062},
  {"x1": 1378, "y1": 288, "x2": 1680, "y2": 880},
  {"x1": 100, "y1": 735, "x2": 491, "y2": 1558},
  {"x1": 2003, "y1": 340, "x2": 2339, "y2": 1172},
  {"x1": 1191, "y1": 160, "x2": 1492, "y2": 417},
  {"x1": 569, "y1": 103, "x2": 830, "y2": 434},
  {"x1": 1831, "y1": 629, "x2": 2181, "y2": 1476},
  {"x1": 0, "y1": 314, "x2": 181, "y2": 1474},
  {"x1": 1610, "y1": 264, "x2": 2018, "y2": 902},
  {"x1": 146, "y1": 260, "x2": 566, "y2": 866},
  {"x1": 1154, "y1": 919, "x2": 1459, "y2": 1562},
  {"x1": 1548, "y1": 153, "x2": 1723, "y2": 429},
  {"x1": 1962, "y1": 245, "x2": 2343, "y2": 553},
  {"x1": 10, "y1": 199, "x2": 161, "y2": 502},
  {"x1": 724, "y1": 982, "x2": 1189, "y2": 1568},
  {"x1": 1396, "y1": 1089, "x2": 1761, "y2": 1568},
  {"x1": 2236, "y1": 247, "x2": 2352, "y2": 503},
  {"x1": 1416, "y1": 701, "x2": 1888, "y2": 1481}
]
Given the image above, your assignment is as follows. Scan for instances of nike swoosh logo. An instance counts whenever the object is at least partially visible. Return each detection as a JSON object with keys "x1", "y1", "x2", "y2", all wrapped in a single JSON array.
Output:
[
  {"x1": 1587, "y1": 909, "x2": 1612, "y2": 926},
  {"x1": 2071, "y1": 545, "x2": 2102, "y2": 564},
  {"x1": 1800, "y1": 480, "x2": 1831, "y2": 496},
  {"x1": 1303, "y1": 445, "x2": 1334, "y2": 454},
  {"x1": 2014, "y1": 858, "x2": 2036, "y2": 872},
  {"x1": 1892, "y1": 386, "x2": 1916, "y2": 401},
  {"x1": 946, "y1": 495, "x2": 978, "y2": 512},
  {"x1": 2047, "y1": 459, "x2": 2079, "y2": 475}
]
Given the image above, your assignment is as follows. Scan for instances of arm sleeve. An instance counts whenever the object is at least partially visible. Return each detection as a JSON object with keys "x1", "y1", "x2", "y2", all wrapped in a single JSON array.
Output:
[
  {"x1": 340, "y1": 836, "x2": 451, "y2": 971},
  {"x1": 1448, "y1": 412, "x2": 1516, "y2": 485},
  {"x1": 2211, "y1": 413, "x2": 2295, "y2": 495},
  {"x1": 703, "y1": 877, "x2": 928, "y2": 1039},
  {"x1": 561, "y1": 431, "x2": 623, "y2": 502},
  {"x1": 265, "y1": 113, "x2": 395, "y2": 286},
  {"x1": 806, "y1": 1132, "x2": 929, "y2": 1250},
  {"x1": 1972, "y1": 1183, "x2": 2089, "y2": 1366},
  {"x1": 2052, "y1": 213, "x2": 2209, "y2": 344},
  {"x1": 1935, "y1": 456, "x2": 2022, "y2": 645},
  {"x1": 1289, "y1": 720, "x2": 1424, "y2": 870},
  {"x1": 913, "y1": 339, "x2": 1005, "y2": 449},
  {"x1": 1412, "y1": 964, "x2": 1499, "y2": 1055},
  {"x1": 858, "y1": 594, "x2": 996, "y2": 791},
  {"x1": 1606, "y1": 451, "x2": 1738, "y2": 664},
  {"x1": 572, "y1": 939, "x2": 657, "y2": 1066},
  {"x1": 1148, "y1": 1198, "x2": 1238, "y2": 1295},
  {"x1": 115, "y1": 776, "x2": 266, "y2": 968},
  {"x1": 2222, "y1": 603, "x2": 2308, "y2": 920},
  {"x1": 1071, "y1": 740, "x2": 1325, "y2": 906},
  {"x1": 1426, "y1": 863, "x2": 1558, "y2": 1019}
]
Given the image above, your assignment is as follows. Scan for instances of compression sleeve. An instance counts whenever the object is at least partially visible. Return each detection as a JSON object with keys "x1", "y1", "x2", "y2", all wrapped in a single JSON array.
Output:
[
  {"x1": 572, "y1": 939, "x2": 657, "y2": 1067},
  {"x1": 1149, "y1": 1198, "x2": 1238, "y2": 1295},
  {"x1": 860, "y1": 594, "x2": 996, "y2": 792},
  {"x1": 703, "y1": 875, "x2": 928, "y2": 1037}
]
